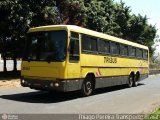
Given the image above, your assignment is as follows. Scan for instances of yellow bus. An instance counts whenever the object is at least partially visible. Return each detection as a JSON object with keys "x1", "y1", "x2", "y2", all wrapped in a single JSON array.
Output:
[{"x1": 21, "y1": 25, "x2": 149, "y2": 96}]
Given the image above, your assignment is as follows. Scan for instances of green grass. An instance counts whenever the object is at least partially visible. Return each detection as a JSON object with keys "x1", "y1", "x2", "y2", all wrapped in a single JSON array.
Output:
[
  {"x1": 154, "y1": 108, "x2": 160, "y2": 114},
  {"x1": 144, "y1": 108, "x2": 160, "y2": 120}
]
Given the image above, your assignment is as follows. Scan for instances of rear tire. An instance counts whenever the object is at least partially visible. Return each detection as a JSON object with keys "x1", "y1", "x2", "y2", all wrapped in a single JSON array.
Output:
[
  {"x1": 127, "y1": 74, "x2": 134, "y2": 88},
  {"x1": 81, "y1": 77, "x2": 94, "y2": 97},
  {"x1": 133, "y1": 73, "x2": 140, "y2": 87}
]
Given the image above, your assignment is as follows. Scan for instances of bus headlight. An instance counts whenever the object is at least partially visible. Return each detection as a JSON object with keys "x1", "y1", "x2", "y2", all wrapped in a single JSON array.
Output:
[{"x1": 55, "y1": 83, "x2": 59, "y2": 87}]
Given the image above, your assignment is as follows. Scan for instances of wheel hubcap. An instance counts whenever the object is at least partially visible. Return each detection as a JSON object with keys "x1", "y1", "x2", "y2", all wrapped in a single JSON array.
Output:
[
  {"x1": 129, "y1": 77, "x2": 133, "y2": 85},
  {"x1": 85, "y1": 81, "x2": 92, "y2": 93}
]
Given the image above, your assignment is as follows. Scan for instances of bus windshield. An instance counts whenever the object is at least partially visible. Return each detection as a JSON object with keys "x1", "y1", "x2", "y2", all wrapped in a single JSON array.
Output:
[{"x1": 23, "y1": 30, "x2": 67, "y2": 62}]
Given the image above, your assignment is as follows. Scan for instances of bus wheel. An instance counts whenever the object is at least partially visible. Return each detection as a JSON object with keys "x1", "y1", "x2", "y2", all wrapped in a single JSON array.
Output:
[
  {"x1": 133, "y1": 73, "x2": 140, "y2": 87},
  {"x1": 81, "y1": 77, "x2": 94, "y2": 97},
  {"x1": 127, "y1": 74, "x2": 134, "y2": 88}
]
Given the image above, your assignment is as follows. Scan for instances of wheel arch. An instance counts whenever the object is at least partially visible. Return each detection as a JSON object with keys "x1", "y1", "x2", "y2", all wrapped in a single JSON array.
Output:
[
  {"x1": 129, "y1": 71, "x2": 135, "y2": 77},
  {"x1": 84, "y1": 72, "x2": 96, "y2": 89},
  {"x1": 135, "y1": 71, "x2": 141, "y2": 80}
]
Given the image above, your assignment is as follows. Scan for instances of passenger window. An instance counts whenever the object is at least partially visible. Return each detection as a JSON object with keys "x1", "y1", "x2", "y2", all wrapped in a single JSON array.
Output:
[
  {"x1": 130, "y1": 47, "x2": 136, "y2": 57},
  {"x1": 82, "y1": 34, "x2": 98, "y2": 53},
  {"x1": 121, "y1": 44, "x2": 128, "y2": 56},
  {"x1": 136, "y1": 48, "x2": 143, "y2": 58},
  {"x1": 98, "y1": 39, "x2": 110, "y2": 54},
  {"x1": 110, "y1": 42, "x2": 120, "y2": 55},
  {"x1": 143, "y1": 50, "x2": 148, "y2": 59}
]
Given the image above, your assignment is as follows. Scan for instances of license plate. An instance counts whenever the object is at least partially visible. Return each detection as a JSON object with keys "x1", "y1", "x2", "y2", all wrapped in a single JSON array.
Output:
[{"x1": 34, "y1": 84, "x2": 41, "y2": 87}]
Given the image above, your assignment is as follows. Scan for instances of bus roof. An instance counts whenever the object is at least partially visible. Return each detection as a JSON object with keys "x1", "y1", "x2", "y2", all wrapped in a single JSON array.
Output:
[{"x1": 29, "y1": 25, "x2": 148, "y2": 50}]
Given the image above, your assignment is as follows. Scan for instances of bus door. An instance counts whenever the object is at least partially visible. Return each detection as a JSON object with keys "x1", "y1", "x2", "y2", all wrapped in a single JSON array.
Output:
[{"x1": 67, "y1": 32, "x2": 80, "y2": 78}]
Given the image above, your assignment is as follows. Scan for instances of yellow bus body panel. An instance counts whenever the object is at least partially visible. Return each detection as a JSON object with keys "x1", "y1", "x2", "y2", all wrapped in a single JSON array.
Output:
[
  {"x1": 21, "y1": 61, "x2": 67, "y2": 80},
  {"x1": 80, "y1": 54, "x2": 149, "y2": 78}
]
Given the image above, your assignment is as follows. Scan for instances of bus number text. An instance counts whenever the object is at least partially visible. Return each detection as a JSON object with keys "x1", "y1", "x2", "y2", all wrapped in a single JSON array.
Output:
[{"x1": 104, "y1": 57, "x2": 117, "y2": 63}]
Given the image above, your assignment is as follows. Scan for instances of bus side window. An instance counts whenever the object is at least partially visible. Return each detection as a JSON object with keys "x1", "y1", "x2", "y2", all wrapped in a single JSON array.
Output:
[
  {"x1": 98, "y1": 39, "x2": 110, "y2": 54},
  {"x1": 143, "y1": 50, "x2": 148, "y2": 59},
  {"x1": 136, "y1": 48, "x2": 143, "y2": 58},
  {"x1": 120, "y1": 44, "x2": 128, "y2": 56},
  {"x1": 129, "y1": 47, "x2": 136, "y2": 57},
  {"x1": 69, "y1": 32, "x2": 80, "y2": 62},
  {"x1": 110, "y1": 42, "x2": 120, "y2": 55},
  {"x1": 81, "y1": 34, "x2": 98, "y2": 53}
]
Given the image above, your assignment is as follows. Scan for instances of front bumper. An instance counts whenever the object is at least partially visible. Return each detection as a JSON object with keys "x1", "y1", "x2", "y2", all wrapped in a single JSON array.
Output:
[{"x1": 20, "y1": 77, "x2": 83, "y2": 92}]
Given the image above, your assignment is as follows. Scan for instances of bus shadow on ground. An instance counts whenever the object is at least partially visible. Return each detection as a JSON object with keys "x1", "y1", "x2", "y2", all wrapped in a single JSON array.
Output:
[
  {"x1": 0, "y1": 83, "x2": 145, "y2": 104},
  {"x1": 0, "y1": 71, "x2": 20, "y2": 80}
]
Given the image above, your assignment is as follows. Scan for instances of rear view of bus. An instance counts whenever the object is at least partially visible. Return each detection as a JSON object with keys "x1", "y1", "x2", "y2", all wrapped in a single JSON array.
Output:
[{"x1": 21, "y1": 25, "x2": 70, "y2": 92}]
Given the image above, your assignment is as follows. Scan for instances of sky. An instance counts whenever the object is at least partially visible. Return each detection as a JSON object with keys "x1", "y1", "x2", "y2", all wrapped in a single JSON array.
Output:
[{"x1": 114, "y1": 0, "x2": 160, "y2": 55}]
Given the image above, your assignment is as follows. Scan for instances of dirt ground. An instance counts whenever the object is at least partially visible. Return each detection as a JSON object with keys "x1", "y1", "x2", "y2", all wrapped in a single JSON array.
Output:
[{"x1": 0, "y1": 79, "x2": 21, "y2": 88}]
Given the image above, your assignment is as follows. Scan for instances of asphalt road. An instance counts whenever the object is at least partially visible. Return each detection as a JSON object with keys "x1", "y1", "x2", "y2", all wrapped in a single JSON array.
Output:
[{"x1": 0, "y1": 75, "x2": 160, "y2": 114}]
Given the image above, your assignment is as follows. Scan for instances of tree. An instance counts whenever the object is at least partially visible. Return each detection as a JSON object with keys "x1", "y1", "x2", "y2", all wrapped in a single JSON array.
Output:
[
  {"x1": 55, "y1": 0, "x2": 87, "y2": 26},
  {"x1": 27, "y1": 0, "x2": 59, "y2": 27},
  {"x1": 0, "y1": 0, "x2": 60, "y2": 72},
  {"x1": 0, "y1": 0, "x2": 14, "y2": 72},
  {"x1": 0, "y1": 0, "x2": 158, "y2": 72},
  {"x1": 114, "y1": 1, "x2": 131, "y2": 37}
]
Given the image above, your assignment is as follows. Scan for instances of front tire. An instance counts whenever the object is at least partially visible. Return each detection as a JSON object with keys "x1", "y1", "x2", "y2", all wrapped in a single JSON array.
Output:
[{"x1": 81, "y1": 77, "x2": 94, "y2": 97}]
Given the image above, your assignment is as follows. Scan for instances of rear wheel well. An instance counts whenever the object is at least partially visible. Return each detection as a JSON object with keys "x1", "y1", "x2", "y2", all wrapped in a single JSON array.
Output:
[
  {"x1": 135, "y1": 71, "x2": 140, "y2": 81},
  {"x1": 130, "y1": 72, "x2": 135, "y2": 78}
]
